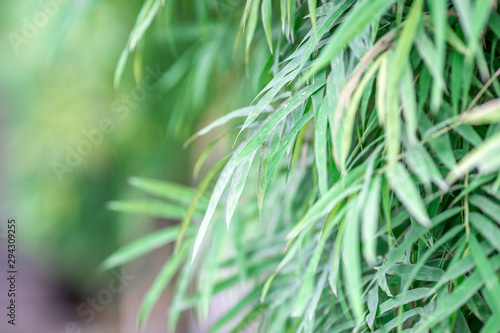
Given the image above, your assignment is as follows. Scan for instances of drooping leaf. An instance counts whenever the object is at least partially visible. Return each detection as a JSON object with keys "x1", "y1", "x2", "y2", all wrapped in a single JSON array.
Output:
[
  {"x1": 387, "y1": 162, "x2": 431, "y2": 227},
  {"x1": 138, "y1": 241, "x2": 190, "y2": 328}
]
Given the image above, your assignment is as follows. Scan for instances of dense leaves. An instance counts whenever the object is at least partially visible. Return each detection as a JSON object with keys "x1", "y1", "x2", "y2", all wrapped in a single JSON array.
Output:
[{"x1": 107, "y1": 1, "x2": 500, "y2": 332}]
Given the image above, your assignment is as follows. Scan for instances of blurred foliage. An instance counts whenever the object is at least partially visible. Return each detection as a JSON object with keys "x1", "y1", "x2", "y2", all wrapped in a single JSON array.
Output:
[{"x1": 104, "y1": 0, "x2": 500, "y2": 332}]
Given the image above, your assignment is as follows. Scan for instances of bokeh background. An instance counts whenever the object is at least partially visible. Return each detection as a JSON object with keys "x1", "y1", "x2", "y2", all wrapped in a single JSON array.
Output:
[{"x1": 0, "y1": 1, "x2": 268, "y2": 332}]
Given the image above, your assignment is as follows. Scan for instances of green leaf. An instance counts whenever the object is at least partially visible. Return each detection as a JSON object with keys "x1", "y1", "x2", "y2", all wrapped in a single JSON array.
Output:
[
  {"x1": 227, "y1": 151, "x2": 256, "y2": 226},
  {"x1": 200, "y1": 222, "x2": 223, "y2": 318},
  {"x1": 245, "y1": 0, "x2": 261, "y2": 66},
  {"x1": 294, "y1": 205, "x2": 346, "y2": 317},
  {"x1": 192, "y1": 151, "x2": 237, "y2": 260},
  {"x1": 242, "y1": 0, "x2": 353, "y2": 132},
  {"x1": 261, "y1": 236, "x2": 301, "y2": 302},
  {"x1": 459, "y1": 99, "x2": 500, "y2": 125},
  {"x1": 375, "y1": 307, "x2": 423, "y2": 333},
  {"x1": 176, "y1": 155, "x2": 230, "y2": 254},
  {"x1": 99, "y1": 225, "x2": 191, "y2": 272},
  {"x1": 305, "y1": 0, "x2": 397, "y2": 80},
  {"x1": 387, "y1": 162, "x2": 431, "y2": 227},
  {"x1": 342, "y1": 197, "x2": 364, "y2": 322},
  {"x1": 469, "y1": 213, "x2": 500, "y2": 252},
  {"x1": 128, "y1": 177, "x2": 197, "y2": 206},
  {"x1": 209, "y1": 283, "x2": 263, "y2": 333},
  {"x1": 314, "y1": 96, "x2": 328, "y2": 196},
  {"x1": 414, "y1": 257, "x2": 500, "y2": 332},
  {"x1": 184, "y1": 106, "x2": 258, "y2": 147},
  {"x1": 114, "y1": 0, "x2": 161, "y2": 88},
  {"x1": 469, "y1": 195, "x2": 500, "y2": 225},
  {"x1": 391, "y1": 0, "x2": 423, "y2": 81},
  {"x1": 399, "y1": 63, "x2": 418, "y2": 144},
  {"x1": 287, "y1": 166, "x2": 364, "y2": 240},
  {"x1": 262, "y1": 0, "x2": 273, "y2": 53},
  {"x1": 366, "y1": 285, "x2": 379, "y2": 329},
  {"x1": 235, "y1": 79, "x2": 326, "y2": 166},
  {"x1": 427, "y1": 0, "x2": 446, "y2": 112},
  {"x1": 339, "y1": 54, "x2": 382, "y2": 169},
  {"x1": 469, "y1": 234, "x2": 500, "y2": 319},
  {"x1": 362, "y1": 174, "x2": 381, "y2": 266},
  {"x1": 308, "y1": 0, "x2": 318, "y2": 38},
  {"x1": 138, "y1": 241, "x2": 190, "y2": 328},
  {"x1": 168, "y1": 251, "x2": 195, "y2": 330},
  {"x1": 114, "y1": 47, "x2": 130, "y2": 89},
  {"x1": 107, "y1": 200, "x2": 188, "y2": 220},
  {"x1": 257, "y1": 122, "x2": 283, "y2": 213},
  {"x1": 383, "y1": 264, "x2": 444, "y2": 282},
  {"x1": 378, "y1": 288, "x2": 432, "y2": 316},
  {"x1": 446, "y1": 131, "x2": 500, "y2": 184},
  {"x1": 265, "y1": 111, "x2": 315, "y2": 195},
  {"x1": 401, "y1": 225, "x2": 464, "y2": 293}
]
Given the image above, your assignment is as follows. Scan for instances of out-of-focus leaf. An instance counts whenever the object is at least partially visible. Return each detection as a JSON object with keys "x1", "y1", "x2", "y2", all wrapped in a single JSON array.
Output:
[
  {"x1": 459, "y1": 99, "x2": 500, "y2": 125},
  {"x1": 138, "y1": 241, "x2": 190, "y2": 328},
  {"x1": 184, "y1": 106, "x2": 257, "y2": 147},
  {"x1": 378, "y1": 288, "x2": 432, "y2": 316},
  {"x1": 128, "y1": 177, "x2": 197, "y2": 205},
  {"x1": 470, "y1": 213, "x2": 500, "y2": 252},
  {"x1": 376, "y1": 307, "x2": 423, "y2": 333},
  {"x1": 362, "y1": 168, "x2": 381, "y2": 266},
  {"x1": 342, "y1": 197, "x2": 364, "y2": 322},
  {"x1": 257, "y1": 122, "x2": 283, "y2": 214},
  {"x1": 427, "y1": 0, "x2": 446, "y2": 112},
  {"x1": 400, "y1": 63, "x2": 418, "y2": 144},
  {"x1": 366, "y1": 285, "x2": 378, "y2": 329},
  {"x1": 245, "y1": 0, "x2": 261, "y2": 66},
  {"x1": 308, "y1": 0, "x2": 318, "y2": 37},
  {"x1": 99, "y1": 225, "x2": 192, "y2": 271},
  {"x1": 262, "y1": 0, "x2": 273, "y2": 53},
  {"x1": 200, "y1": 222, "x2": 222, "y2": 318},
  {"x1": 294, "y1": 205, "x2": 346, "y2": 317},
  {"x1": 446, "y1": 131, "x2": 500, "y2": 184},
  {"x1": 469, "y1": 195, "x2": 500, "y2": 224},
  {"x1": 314, "y1": 98, "x2": 328, "y2": 196},
  {"x1": 107, "y1": 200, "x2": 188, "y2": 219},
  {"x1": 391, "y1": 0, "x2": 423, "y2": 81},
  {"x1": 469, "y1": 234, "x2": 500, "y2": 319},
  {"x1": 176, "y1": 155, "x2": 230, "y2": 254},
  {"x1": 383, "y1": 264, "x2": 443, "y2": 282}
]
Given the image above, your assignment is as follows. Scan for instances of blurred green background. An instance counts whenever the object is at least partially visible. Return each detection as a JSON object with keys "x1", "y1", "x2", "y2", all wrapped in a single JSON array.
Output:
[{"x1": 0, "y1": 0, "x2": 266, "y2": 295}]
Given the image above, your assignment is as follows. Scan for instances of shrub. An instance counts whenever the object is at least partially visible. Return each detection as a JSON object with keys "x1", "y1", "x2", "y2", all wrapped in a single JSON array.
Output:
[{"x1": 105, "y1": 1, "x2": 500, "y2": 331}]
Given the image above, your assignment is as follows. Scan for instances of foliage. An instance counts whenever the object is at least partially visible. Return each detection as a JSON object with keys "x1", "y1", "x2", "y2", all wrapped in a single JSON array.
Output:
[{"x1": 106, "y1": 0, "x2": 500, "y2": 331}]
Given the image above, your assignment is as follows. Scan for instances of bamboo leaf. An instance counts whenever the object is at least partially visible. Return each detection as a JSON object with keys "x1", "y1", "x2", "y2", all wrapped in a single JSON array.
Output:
[
  {"x1": 342, "y1": 197, "x2": 364, "y2": 322},
  {"x1": 128, "y1": 177, "x2": 197, "y2": 205},
  {"x1": 459, "y1": 99, "x2": 500, "y2": 125},
  {"x1": 446, "y1": 131, "x2": 500, "y2": 184},
  {"x1": 262, "y1": 0, "x2": 273, "y2": 53},
  {"x1": 362, "y1": 176, "x2": 381, "y2": 266},
  {"x1": 99, "y1": 225, "x2": 192, "y2": 272},
  {"x1": 305, "y1": 0, "x2": 397, "y2": 80},
  {"x1": 138, "y1": 241, "x2": 190, "y2": 328},
  {"x1": 308, "y1": 0, "x2": 318, "y2": 37},
  {"x1": 387, "y1": 162, "x2": 431, "y2": 227},
  {"x1": 177, "y1": 155, "x2": 230, "y2": 254},
  {"x1": 235, "y1": 79, "x2": 326, "y2": 166},
  {"x1": 107, "y1": 200, "x2": 189, "y2": 220}
]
